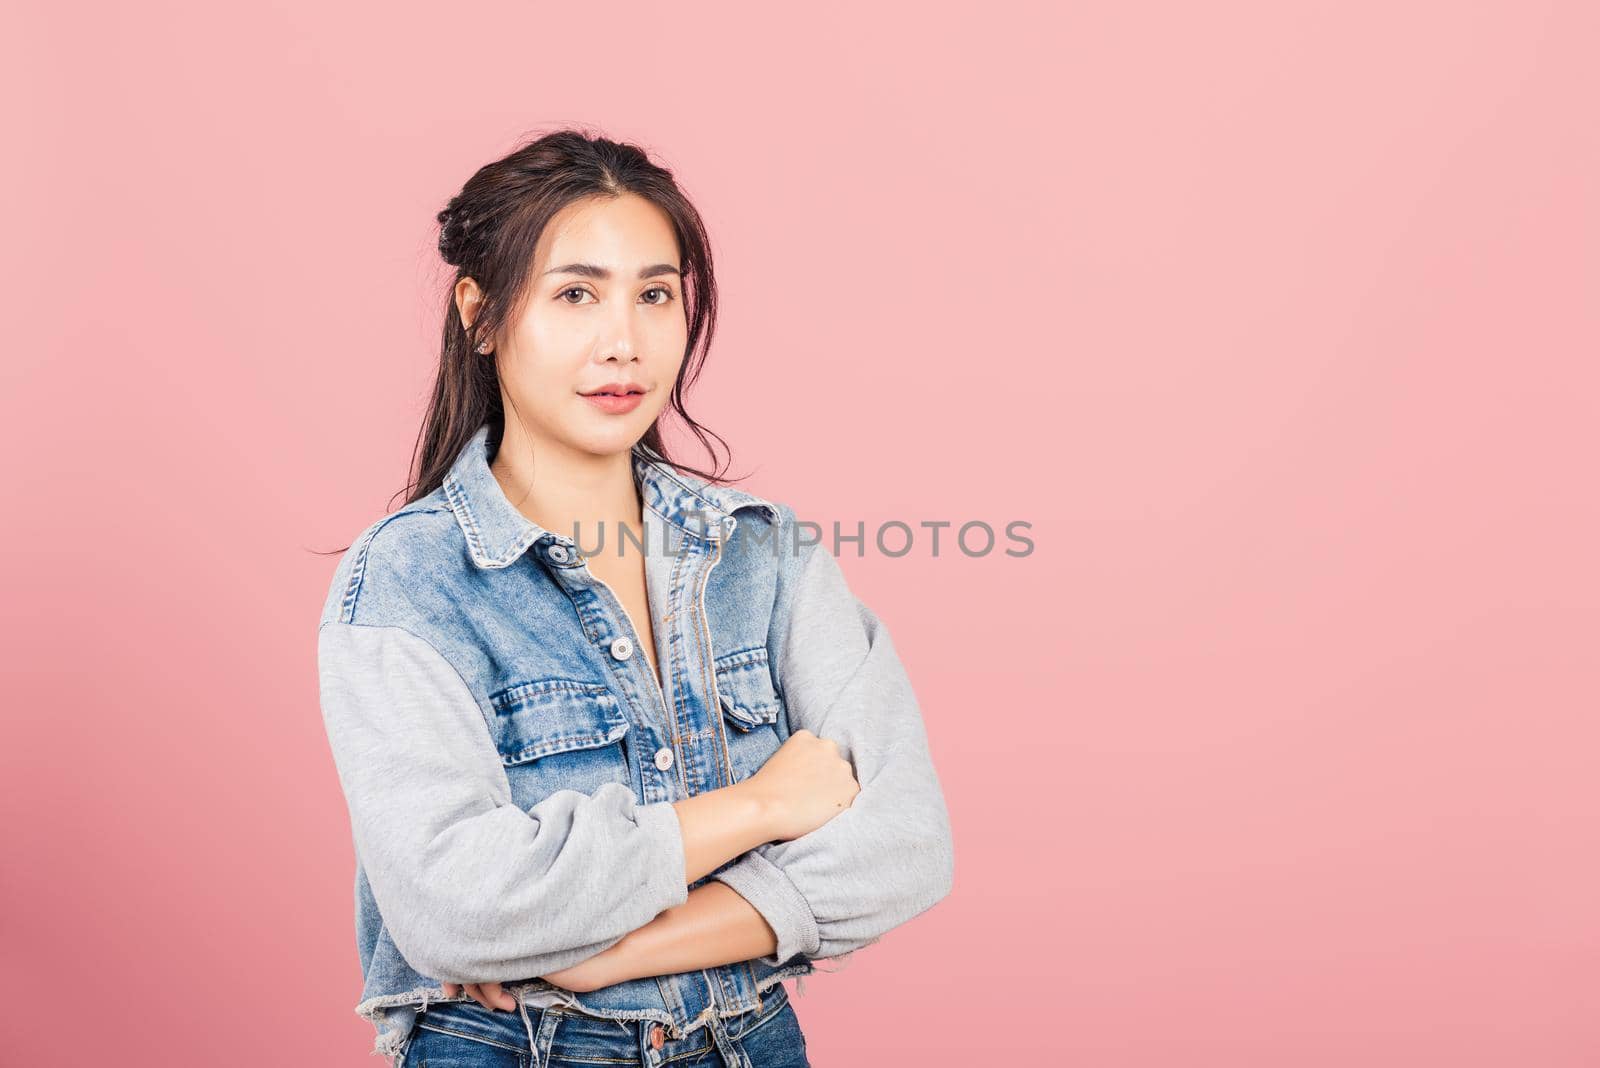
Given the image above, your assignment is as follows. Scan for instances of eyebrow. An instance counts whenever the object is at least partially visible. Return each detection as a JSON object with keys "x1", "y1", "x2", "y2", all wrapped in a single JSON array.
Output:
[{"x1": 542, "y1": 263, "x2": 682, "y2": 280}]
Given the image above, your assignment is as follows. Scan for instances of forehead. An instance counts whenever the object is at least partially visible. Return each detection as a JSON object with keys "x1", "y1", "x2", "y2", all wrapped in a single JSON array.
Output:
[{"x1": 537, "y1": 193, "x2": 680, "y2": 265}]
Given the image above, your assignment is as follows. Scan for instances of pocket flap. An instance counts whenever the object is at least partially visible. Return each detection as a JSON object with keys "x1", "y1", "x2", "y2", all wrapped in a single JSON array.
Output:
[
  {"x1": 490, "y1": 678, "x2": 629, "y2": 765},
  {"x1": 714, "y1": 649, "x2": 782, "y2": 731}
]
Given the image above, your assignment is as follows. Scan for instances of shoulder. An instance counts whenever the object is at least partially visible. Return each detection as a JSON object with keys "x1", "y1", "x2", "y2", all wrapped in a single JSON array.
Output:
[{"x1": 318, "y1": 492, "x2": 462, "y2": 629}]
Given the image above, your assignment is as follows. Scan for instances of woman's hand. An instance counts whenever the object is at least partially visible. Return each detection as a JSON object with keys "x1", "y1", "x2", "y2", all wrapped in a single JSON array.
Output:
[
  {"x1": 441, "y1": 980, "x2": 517, "y2": 1012},
  {"x1": 744, "y1": 728, "x2": 860, "y2": 841},
  {"x1": 440, "y1": 944, "x2": 623, "y2": 1009}
]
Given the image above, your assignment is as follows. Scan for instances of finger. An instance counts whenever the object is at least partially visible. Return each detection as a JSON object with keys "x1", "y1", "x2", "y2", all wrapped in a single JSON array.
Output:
[
  {"x1": 442, "y1": 982, "x2": 459, "y2": 998},
  {"x1": 465, "y1": 981, "x2": 516, "y2": 1013},
  {"x1": 489, "y1": 981, "x2": 516, "y2": 1012}
]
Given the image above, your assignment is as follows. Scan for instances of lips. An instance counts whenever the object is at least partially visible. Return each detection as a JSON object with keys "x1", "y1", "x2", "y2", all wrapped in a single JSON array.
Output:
[
  {"x1": 581, "y1": 387, "x2": 647, "y2": 415},
  {"x1": 579, "y1": 383, "x2": 646, "y2": 396}
]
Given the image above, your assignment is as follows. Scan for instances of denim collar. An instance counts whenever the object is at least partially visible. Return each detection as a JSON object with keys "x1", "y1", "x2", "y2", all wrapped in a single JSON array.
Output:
[{"x1": 441, "y1": 422, "x2": 778, "y2": 570}]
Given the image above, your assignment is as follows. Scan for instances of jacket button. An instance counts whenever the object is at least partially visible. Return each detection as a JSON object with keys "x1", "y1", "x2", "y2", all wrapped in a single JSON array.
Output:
[
  {"x1": 547, "y1": 543, "x2": 570, "y2": 564},
  {"x1": 610, "y1": 636, "x2": 633, "y2": 661},
  {"x1": 654, "y1": 747, "x2": 674, "y2": 771}
]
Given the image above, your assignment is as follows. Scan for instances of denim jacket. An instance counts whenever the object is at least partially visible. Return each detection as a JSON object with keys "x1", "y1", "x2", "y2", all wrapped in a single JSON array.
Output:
[{"x1": 316, "y1": 423, "x2": 955, "y2": 1063}]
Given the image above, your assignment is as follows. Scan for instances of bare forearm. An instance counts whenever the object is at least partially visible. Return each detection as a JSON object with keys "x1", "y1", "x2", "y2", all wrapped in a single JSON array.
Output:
[
  {"x1": 597, "y1": 882, "x2": 781, "y2": 984},
  {"x1": 522, "y1": 784, "x2": 781, "y2": 992},
  {"x1": 671, "y1": 781, "x2": 778, "y2": 885}
]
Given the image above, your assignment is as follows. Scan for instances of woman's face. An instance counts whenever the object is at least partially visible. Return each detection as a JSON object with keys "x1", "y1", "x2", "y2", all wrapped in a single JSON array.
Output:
[{"x1": 474, "y1": 193, "x2": 688, "y2": 460}]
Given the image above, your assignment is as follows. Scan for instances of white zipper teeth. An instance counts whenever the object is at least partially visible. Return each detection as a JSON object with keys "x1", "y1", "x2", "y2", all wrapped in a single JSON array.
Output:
[{"x1": 699, "y1": 530, "x2": 739, "y2": 786}]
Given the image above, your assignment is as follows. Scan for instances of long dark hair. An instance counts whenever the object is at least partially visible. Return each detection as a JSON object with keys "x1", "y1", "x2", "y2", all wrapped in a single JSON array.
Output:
[{"x1": 314, "y1": 126, "x2": 745, "y2": 557}]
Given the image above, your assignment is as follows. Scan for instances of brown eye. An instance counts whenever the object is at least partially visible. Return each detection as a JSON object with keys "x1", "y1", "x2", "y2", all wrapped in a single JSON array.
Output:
[
  {"x1": 559, "y1": 286, "x2": 593, "y2": 304},
  {"x1": 642, "y1": 286, "x2": 674, "y2": 305}
]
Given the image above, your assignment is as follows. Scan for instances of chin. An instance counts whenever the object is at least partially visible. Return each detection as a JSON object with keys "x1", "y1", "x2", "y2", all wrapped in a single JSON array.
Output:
[{"x1": 568, "y1": 429, "x2": 643, "y2": 460}]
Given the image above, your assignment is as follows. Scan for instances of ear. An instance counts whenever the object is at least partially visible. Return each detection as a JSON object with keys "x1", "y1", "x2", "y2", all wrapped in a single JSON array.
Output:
[
  {"x1": 455, "y1": 277, "x2": 483, "y2": 329},
  {"x1": 454, "y1": 277, "x2": 491, "y2": 353}
]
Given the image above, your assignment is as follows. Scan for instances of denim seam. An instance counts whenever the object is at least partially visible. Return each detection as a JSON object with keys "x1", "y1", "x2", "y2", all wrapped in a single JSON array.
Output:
[
  {"x1": 444, "y1": 471, "x2": 543, "y2": 569},
  {"x1": 711, "y1": 646, "x2": 768, "y2": 670},
  {"x1": 733, "y1": 989, "x2": 789, "y2": 1043},
  {"x1": 339, "y1": 511, "x2": 418, "y2": 624},
  {"x1": 413, "y1": 1020, "x2": 527, "y2": 1053},
  {"x1": 645, "y1": 498, "x2": 713, "y2": 542},
  {"x1": 662, "y1": 540, "x2": 692, "y2": 796}
]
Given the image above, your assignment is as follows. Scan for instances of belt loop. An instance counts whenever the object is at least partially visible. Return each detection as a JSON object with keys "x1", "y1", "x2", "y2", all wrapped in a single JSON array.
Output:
[
  {"x1": 531, "y1": 1010, "x2": 560, "y2": 1068},
  {"x1": 706, "y1": 1015, "x2": 749, "y2": 1068},
  {"x1": 516, "y1": 997, "x2": 537, "y2": 1066},
  {"x1": 516, "y1": 998, "x2": 562, "y2": 1068}
]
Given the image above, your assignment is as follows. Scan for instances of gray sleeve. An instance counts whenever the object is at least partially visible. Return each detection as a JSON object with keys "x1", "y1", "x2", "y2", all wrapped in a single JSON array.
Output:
[
  {"x1": 317, "y1": 620, "x2": 688, "y2": 984},
  {"x1": 710, "y1": 540, "x2": 955, "y2": 964}
]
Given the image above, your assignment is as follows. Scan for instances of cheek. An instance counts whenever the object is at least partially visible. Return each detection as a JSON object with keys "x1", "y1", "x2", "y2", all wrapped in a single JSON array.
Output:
[
  {"x1": 517, "y1": 310, "x2": 589, "y2": 355},
  {"x1": 641, "y1": 389, "x2": 673, "y2": 423},
  {"x1": 498, "y1": 353, "x2": 579, "y2": 422}
]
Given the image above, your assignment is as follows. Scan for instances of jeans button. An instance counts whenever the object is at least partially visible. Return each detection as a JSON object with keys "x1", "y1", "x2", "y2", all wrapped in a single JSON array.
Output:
[{"x1": 650, "y1": 1024, "x2": 665, "y2": 1050}]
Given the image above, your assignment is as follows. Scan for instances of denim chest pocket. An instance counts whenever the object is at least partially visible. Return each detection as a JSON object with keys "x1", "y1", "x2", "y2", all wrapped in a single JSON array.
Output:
[
  {"x1": 713, "y1": 648, "x2": 786, "y2": 785},
  {"x1": 490, "y1": 679, "x2": 633, "y2": 807}
]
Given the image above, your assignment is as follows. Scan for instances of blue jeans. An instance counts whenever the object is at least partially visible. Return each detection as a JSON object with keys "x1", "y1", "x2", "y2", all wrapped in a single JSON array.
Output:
[{"x1": 398, "y1": 981, "x2": 810, "y2": 1068}]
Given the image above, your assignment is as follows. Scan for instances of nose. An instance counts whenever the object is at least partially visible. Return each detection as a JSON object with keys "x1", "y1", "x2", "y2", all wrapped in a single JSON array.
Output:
[{"x1": 597, "y1": 300, "x2": 641, "y2": 364}]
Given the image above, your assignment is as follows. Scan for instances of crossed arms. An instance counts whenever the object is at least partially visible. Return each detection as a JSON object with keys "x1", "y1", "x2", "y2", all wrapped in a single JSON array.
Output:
[{"x1": 316, "y1": 535, "x2": 954, "y2": 987}]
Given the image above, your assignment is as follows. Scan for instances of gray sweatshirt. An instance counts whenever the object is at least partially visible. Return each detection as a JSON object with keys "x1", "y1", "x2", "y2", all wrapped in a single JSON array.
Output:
[{"x1": 317, "y1": 512, "x2": 954, "y2": 983}]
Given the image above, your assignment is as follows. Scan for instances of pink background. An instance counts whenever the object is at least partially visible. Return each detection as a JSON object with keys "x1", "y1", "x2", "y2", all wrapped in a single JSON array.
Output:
[{"x1": 5, "y1": 2, "x2": 1597, "y2": 1065}]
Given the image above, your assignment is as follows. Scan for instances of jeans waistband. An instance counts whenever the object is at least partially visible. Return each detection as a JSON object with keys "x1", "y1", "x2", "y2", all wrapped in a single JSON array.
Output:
[{"x1": 411, "y1": 980, "x2": 792, "y2": 1066}]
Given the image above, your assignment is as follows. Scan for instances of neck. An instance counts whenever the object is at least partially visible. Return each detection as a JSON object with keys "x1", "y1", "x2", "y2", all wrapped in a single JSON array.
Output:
[{"x1": 490, "y1": 423, "x2": 643, "y2": 549}]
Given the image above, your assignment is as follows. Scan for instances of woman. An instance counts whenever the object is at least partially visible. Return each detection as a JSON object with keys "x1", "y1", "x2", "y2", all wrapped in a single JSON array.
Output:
[{"x1": 317, "y1": 129, "x2": 954, "y2": 1067}]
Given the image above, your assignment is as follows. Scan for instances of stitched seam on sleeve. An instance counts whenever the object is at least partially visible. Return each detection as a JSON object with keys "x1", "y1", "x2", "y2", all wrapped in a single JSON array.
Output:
[{"x1": 324, "y1": 619, "x2": 496, "y2": 737}]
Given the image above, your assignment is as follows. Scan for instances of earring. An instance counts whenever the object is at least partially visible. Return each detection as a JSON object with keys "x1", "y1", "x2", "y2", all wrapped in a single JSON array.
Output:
[{"x1": 476, "y1": 341, "x2": 491, "y2": 354}]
